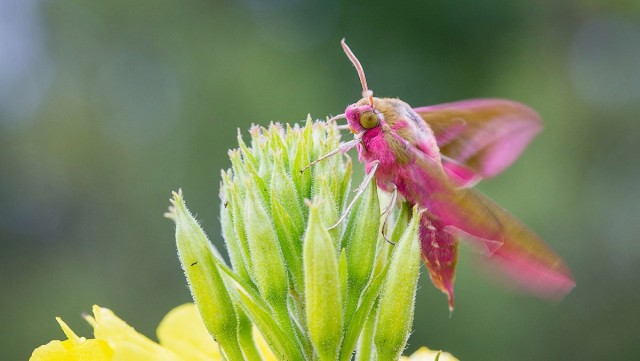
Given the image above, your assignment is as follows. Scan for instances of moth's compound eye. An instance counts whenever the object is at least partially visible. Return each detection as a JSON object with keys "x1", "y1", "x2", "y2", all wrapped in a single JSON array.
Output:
[{"x1": 359, "y1": 110, "x2": 379, "y2": 129}]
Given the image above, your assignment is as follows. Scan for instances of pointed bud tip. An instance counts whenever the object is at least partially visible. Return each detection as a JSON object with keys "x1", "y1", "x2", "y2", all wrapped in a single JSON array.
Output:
[{"x1": 164, "y1": 189, "x2": 185, "y2": 221}]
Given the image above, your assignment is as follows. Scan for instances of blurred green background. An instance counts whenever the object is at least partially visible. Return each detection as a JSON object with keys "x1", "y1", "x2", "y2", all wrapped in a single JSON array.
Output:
[{"x1": 2, "y1": 0, "x2": 640, "y2": 360}]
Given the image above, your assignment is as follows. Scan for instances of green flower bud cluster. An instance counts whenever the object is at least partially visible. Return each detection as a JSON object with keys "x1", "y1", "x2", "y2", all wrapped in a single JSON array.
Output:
[{"x1": 167, "y1": 118, "x2": 423, "y2": 360}]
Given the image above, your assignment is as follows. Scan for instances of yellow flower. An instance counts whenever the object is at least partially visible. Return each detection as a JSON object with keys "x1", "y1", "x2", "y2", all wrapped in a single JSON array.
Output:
[
  {"x1": 156, "y1": 303, "x2": 221, "y2": 361},
  {"x1": 30, "y1": 303, "x2": 275, "y2": 361},
  {"x1": 400, "y1": 346, "x2": 459, "y2": 361},
  {"x1": 30, "y1": 317, "x2": 112, "y2": 361}
]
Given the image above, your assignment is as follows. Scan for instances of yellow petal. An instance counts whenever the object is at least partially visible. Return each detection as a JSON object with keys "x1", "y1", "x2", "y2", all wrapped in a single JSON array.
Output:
[
  {"x1": 30, "y1": 317, "x2": 113, "y2": 361},
  {"x1": 252, "y1": 325, "x2": 278, "y2": 361},
  {"x1": 401, "y1": 346, "x2": 460, "y2": 361},
  {"x1": 86, "y1": 305, "x2": 183, "y2": 361},
  {"x1": 157, "y1": 303, "x2": 222, "y2": 361},
  {"x1": 56, "y1": 317, "x2": 82, "y2": 342}
]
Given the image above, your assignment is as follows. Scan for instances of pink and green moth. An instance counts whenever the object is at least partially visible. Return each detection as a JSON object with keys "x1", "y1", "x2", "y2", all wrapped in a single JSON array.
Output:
[{"x1": 314, "y1": 40, "x2": 575, "y2": 311}]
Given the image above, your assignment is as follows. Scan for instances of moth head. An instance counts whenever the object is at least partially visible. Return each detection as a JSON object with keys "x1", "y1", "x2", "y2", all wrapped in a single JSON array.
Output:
[{"x1": 345, "y1": 104, "x2": 383, "y2": 133}]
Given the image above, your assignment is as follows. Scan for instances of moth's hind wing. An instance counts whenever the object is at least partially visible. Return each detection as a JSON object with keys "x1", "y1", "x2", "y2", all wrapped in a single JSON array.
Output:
[
  {"x1": 445, "y1": 187, "x2": 575, "y2": 299},
  {"x1": 406, "y1": 145, "x2": 575, "y2": 299}
]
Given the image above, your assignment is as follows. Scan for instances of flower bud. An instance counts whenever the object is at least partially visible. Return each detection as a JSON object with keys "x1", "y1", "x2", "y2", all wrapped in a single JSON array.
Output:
[
  {"x1": 270, "y1": 152, "x2": 305, "y2": 284},
  {"x1": 166, "y1": 190, "x2": 244, "y2": 360},
  {"x1": 314, "y1": 177, "x2": 340, "y2": 241},
  {"x1": 343, "y1": 180, "x2": 380, "y2": 291},
  {"x1": 292, "y1": 125, "x2": 312, "y2": 202},
  {"x1": 342, "y1": 179, "x2": 380, "y2": 324},
  {"x1": 243, "y1": 178, "x2": 289, "y2": 310},
  {"x1": 304, "y1": 201, "x2": 343, "y2": 360},
  {"x1": 220, "y1": 171, "x2": 251, "y2": 283},
  {"x1": 375, "y1": 206, "x2": 423, "y2": 360}
]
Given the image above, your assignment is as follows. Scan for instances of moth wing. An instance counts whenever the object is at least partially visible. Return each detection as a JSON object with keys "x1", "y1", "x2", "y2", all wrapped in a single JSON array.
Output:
[
  {"x1": 403, "y1": 145, "x2": 575, "y2": 299},
  {"x1": 442, "y1": 187, "x2": 575, "y2": 299},
  {"x1": 414, "y1": 99, "x2": 542, "y2": 179}
]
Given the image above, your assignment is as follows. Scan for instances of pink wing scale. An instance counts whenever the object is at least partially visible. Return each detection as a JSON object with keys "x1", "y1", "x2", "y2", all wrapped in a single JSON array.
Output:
[
  {"x1": 441, "y1": 157, "x2": 481, "y2": 188},
  {"x1": 406, "y1": 140, "x2": 575, "y2": 301},
  {"x1": 414, "y1": 99, "x2": 543, "y2": 179}
]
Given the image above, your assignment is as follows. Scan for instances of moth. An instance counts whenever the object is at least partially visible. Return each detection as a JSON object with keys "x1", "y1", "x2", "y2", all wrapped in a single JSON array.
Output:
[{"x1": 313, "y1": 40, "x2": 575, "y2": 310}]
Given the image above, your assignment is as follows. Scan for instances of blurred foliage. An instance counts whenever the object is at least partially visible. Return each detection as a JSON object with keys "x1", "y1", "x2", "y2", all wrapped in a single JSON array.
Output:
[{"x1": 2, "y1": 0, "x2": 640, "y2": 360}]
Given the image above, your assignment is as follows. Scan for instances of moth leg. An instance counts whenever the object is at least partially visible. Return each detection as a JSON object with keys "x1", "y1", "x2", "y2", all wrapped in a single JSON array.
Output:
[
  {"x1": 301, "y1": 131, "x2": 364, "y2": 172},
  {"x1": 327, "y1": 114, "x2": 351, "y2": 131},
  {"x1": 327, "y1": 113, "x2": 346, "y2": 124},
  {"x1": 380, "y1": 185, "x2": 398, "y2": 245},
  {"x1": 327, "y1": 160, "x2": 380, "y2": 231}
]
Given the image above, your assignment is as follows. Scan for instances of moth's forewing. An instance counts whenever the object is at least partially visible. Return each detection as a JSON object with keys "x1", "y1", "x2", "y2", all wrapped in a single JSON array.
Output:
[
  {"x1": 406, "y1": 145, "x2": 575, "y2": 299},
  {"x1": 414, "y1": 99, "x2": 543, "y2": 180}
]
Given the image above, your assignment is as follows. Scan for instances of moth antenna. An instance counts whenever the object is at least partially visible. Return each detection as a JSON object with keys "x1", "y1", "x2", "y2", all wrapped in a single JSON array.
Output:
[{"x1": 341, "y1": 39, "x2": 374, "y2": 106}]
